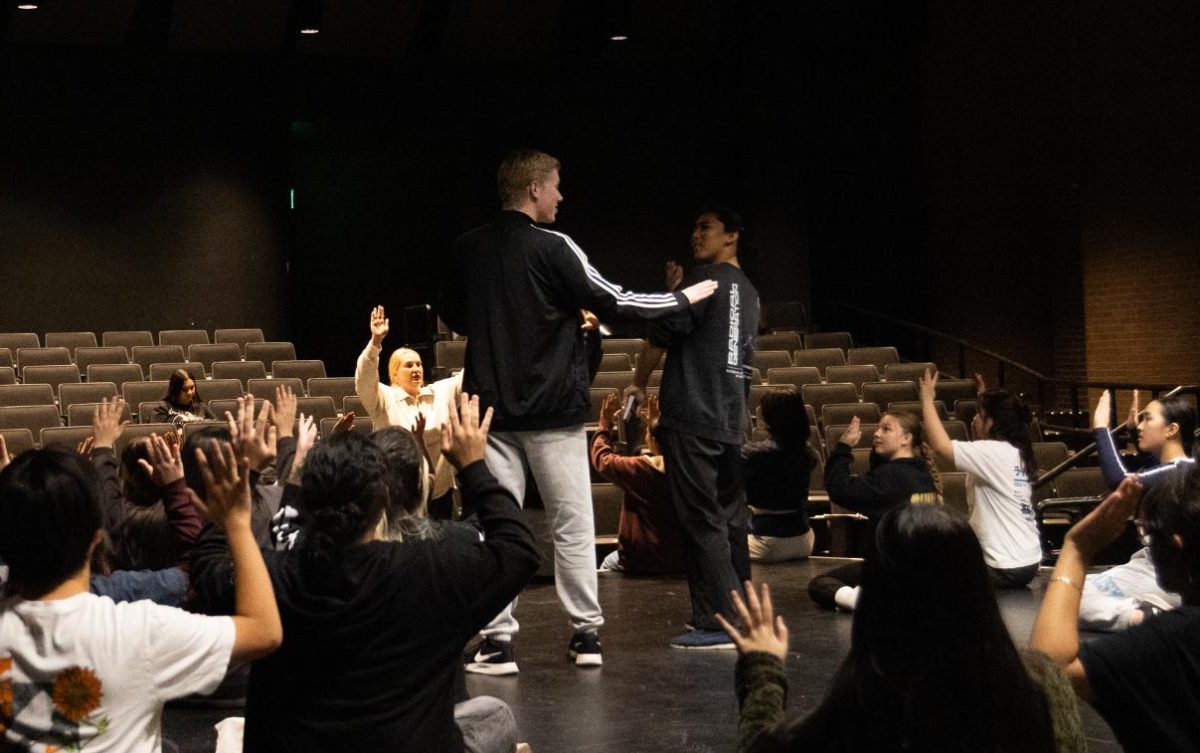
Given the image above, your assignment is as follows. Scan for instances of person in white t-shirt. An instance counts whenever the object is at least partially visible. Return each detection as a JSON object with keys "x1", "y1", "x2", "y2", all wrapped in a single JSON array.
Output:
[
  {"x1": 0, "y1": 437, "x2": 282, "y2": 753},
  {"x1": 356, "y1": 305, "x2": 462, "y2": 515},
  {"x1": 920, "y1": 370, "x2": 1043, "y2": 587}
]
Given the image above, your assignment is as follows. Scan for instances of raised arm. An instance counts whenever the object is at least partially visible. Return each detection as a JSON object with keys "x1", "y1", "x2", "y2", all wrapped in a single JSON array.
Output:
[
  {"x1": 1030, "y1": 476, "x2": 1142, "y2": 702},
  {"x1": 139, "y1": 433, "x2": 204, "y2": 571},
  {"x1": 354, "y1": 305, "x2": 390, "y2": 418},
  {"x1": 626, "y1": 341, "x2": 666, "y2": 409},
  {"x1": 91, "y1": 397, "x2": 131, "y2": 531},
  {"x1": 919, "y1": 370, "x2": 954, "y2": 465},
  {"x1": 187, "y1": 440, "x2": 283, "y2": 663},
  {"x1": 1092, "y1": 389, "x2": 1132, "y2": 489}
]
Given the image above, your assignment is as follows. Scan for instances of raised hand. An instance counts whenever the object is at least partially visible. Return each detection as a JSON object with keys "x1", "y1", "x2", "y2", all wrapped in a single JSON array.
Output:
[
  {"x1": 1093, "y1": 389, "x2": 1113, "y2": 430},
  {"x1": 137, "y1": 433, "x2": 185, "y2": 487},
  {"x1": 622, "y1": 384, "x2": 646, "y2": 412},
  {"x1": 273, "y1": 385, "x2": 298, "y2": 439},
  {"x1": 331, "y1": 411, "x2": 356, "y2": 435},
  {"x1": 646, "y1": 394, "x2": 660, "y2": 425},
  {"x1": 714, "y1": 581, "x2": 789, "y2": 662},
  {"x1": 665, "y1": 260, "x2": 683, "y2": 292},
  {"x1": 919, "y1": 369, "x2": 939, "y2": 405},
  {"x1": 370, "y1": 305, "x2": 389, "y2": 347},
  {"x1": 974, "y1": 372, "x2": 987, "y2": 396},
  {"x1": 289, "y1": 413, "x2": 318, "y2": 483},
  {"x1": 681, "y1": 279, "x2": 718, "y2": 304},
  {"x1": 1127, "y1": 389, "x2": 1141, "y2": 430},
  {"x1": 441, "y1": 393, "x2": 493, "y2": 470},
  {"x1": 76, "y1": 435, "x2": 95, "y2": 456},
  {"x1": 92, "y1": 397, "x2": 129, "y2": 449},
  {"x1": 187, "y1": 440, "x2": 251, "y2": 530},
  {"x1": 0, "y1": 434, "x2": 9, "y2": 472},
  {"x1": 411, "y1": 412, "x2": 427, "y2": 445},
  {"x1": 598, "y1": 392, "x2": 620, "y2": 432},
  {"x1": 841, "y1": 416, "x2": 862, "y2": 447},
  {"x1": 226, "y1": 396, "x2": 276, "y2": 472},
  {"x1": 1065, "y1": 475, "x2": 1143, "y2": 561}
]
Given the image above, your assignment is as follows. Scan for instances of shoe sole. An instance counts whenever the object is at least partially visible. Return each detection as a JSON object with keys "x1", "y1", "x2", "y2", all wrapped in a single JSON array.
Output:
[
  {"x1": 464, "y1": 661, "x2": 520, "y2": 676},
  {"x1": 568, "y1": 651, "x2": 603, "y2": 667},
  {"x1": 669, "y1": 642, "x2": 736, "y2": 650}
]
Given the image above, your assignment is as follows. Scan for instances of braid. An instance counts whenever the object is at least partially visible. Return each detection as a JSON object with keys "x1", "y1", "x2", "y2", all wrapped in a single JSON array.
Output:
[{"x1": 920, "y1": 441, "x2": 944, "y2": 497}]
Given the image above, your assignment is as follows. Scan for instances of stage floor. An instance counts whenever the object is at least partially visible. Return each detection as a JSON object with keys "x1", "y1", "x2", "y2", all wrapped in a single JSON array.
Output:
[{"x1": 164, "y1": 558, "x2": 1122, "y2": 752}]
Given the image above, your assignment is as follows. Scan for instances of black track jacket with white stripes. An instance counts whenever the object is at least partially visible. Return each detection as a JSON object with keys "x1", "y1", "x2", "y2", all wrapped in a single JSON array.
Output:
[{"x1": 440, "y1": 210, "x2": 689, "y2": 431}]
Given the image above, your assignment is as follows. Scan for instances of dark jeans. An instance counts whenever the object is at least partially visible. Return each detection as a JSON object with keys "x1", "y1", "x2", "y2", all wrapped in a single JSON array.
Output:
[
  {"x1": 989, "y1": 562, "x2": 1039, "y2": 589},
  {"x1": 658, "y1": 426, "x2": 750, "y2": 631}
]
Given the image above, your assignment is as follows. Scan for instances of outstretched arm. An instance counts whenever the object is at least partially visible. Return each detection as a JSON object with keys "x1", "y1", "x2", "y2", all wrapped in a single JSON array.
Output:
[{"x1": 920, "y1": 370, "x2": 954, "y2": 465}]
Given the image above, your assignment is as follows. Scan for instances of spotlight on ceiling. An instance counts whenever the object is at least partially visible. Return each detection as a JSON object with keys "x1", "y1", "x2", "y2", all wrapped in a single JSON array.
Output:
[
  {"x1": 606, "y1": 0, "x2": 631, "y2": 42},
  {"x1": 296, "y1": 0, "x2": 320, "y2": 35},
  {"x1": 17, "y1": 3, "x2": 39, "y2": 9}
]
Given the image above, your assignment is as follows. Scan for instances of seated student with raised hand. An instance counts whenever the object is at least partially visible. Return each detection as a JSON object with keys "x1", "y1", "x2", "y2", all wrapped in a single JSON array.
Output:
[
  {"x1": 1031, "y1": 466, "x2": 1200, "y2": 753},
  {"x1": 0, "y1": 441, "x2": 282, "y2": 753},
  {"x1": 742, "y1": 390, "x2": 816, "y2": 564},
  {"x1": 590, "y1": 392, "x2": 686, "y2": 575},
  {"x1": 921, "y1": 370, "x2": 1043, "y2": 587},
  {"x1": 808, "y1": 410, "x2": 940, "y2": 611},
  {"x1": 190, "y1": 393, "x2": 540, "y2": 753},
  {"x1": 724, "y1": 505, "x2": 1084, "y2": 753},
  {"x1": 1078, "y1": 390, "x2": 1196, "y2": 631}
]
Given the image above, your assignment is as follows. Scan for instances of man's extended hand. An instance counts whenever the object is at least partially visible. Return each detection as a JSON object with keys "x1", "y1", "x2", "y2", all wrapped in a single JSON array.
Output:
[{"x1": 680, "y1": 279, "x2": 718, "y2": 304}]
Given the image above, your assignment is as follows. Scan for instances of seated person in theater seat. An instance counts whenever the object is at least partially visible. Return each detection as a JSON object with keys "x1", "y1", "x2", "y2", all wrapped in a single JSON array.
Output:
[
  {"x1": 189, "y1": 394, "x2": 539, "y2": 753},
  {"x1": 1032, "y1": 467, "x2": 1200, "y2": 753},
  {"x1": 152, "y1": 368, "x2": 216, "y2": 424},
  {"x1": 356, "y1": 305, "x2": 462, "y2": 517},
  {"x1": 1076, "y1": 390, "x2": 1195, "y2": 631},
  {"x1": 727, "y1": 505, "x2": 1083, "y2": 753},
  {"x1": 921, "y1": 370, "x2": 1043, "y2": 588},
  {"x1": 0, "y1": 442, "x2": 282, "y2": 753},
  {"x1": 590, "y1": 393, "x2": 686, "y2": 575},
  {"x1": 742, "y1": 389, "x2": 814, "y2": 563},
  {"x1": 809, "y1": 410, "x2": 940, "y2": 611}
]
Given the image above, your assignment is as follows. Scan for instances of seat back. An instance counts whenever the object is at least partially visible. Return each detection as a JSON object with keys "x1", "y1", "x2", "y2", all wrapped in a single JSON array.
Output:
[
  {"x1": 59, "y1": 382, "x2": 119, "y2": 417},
  {"x1": 755, "y1": 332, "x2": 802, "y2": 354},
  {"x1": 883, "y1": 362, "x2": 937, "y2": 383},
  {"x1": 189, "y1": 343, "x2": 242, "y2": 372},
  {"x1": 821, "y1": 402, "x2": 881, "y2": 429},
  {"x1": 435, "y1": 340, "x2": 467, "y2": 370},
  {"x1": 212, "y1": 361, "x2": 267, "y2": 388},
  {"x1": 159, "y1": 329, "x2": 210, "y2": 348},
  {"x1": 766, "y1": 366, "x2": 822, "y2": 390},
  {"x1": 591, "y1": 483, "x2": 624, "y2": 537},
  {"x1": 600, "y1": 339, "x2": 644, "y2": 358},
  {"x1": 792, "y1": 348, "x2": 846, "y2": 377},
  {"x1": 752, "y1": 350, "x2": 793, "y2": 373},
  {"x1": 1033, "y1": 441, "x2": 1070, "y2": 474},
  {"x1": 802, "y1": 331, "x2": 852, "y2": 351},
  {"x1": 319, "y1": 416, "x2": 374, "y2": 438},
  {"x1": 45, "y1": 332, "x2": 98, "y2": 360},
  {"x1": 0, "y1": 384, "x2": 56, "y2": 408},
  {"x1": 935, "y1": 379, "x2": 979, "y2": 407},
  {"x1": 825, "y1": 364, "x2": 880, "y2": 394},
  {"x1": 591, "y1": 371, "x2": 634, "y2": 391},
  {"x1": 75, "y1": 346, "x2": 131, "y2": 373},
  {"x1": 68, "y1": 401, "x2": 131, "y2": 427},
  {"x1": 248, "y1": 378, "x2": 305, "y2": 402},
  {"x1": 0, "y1": 367, "x2": 15, "y2": 385},
  {"x1": 307, "y1": 377, "x2": 356, "y2": 410},
  {"x1": 940, "y1": 472, "x2": 969, "y2": 515},
  {"x1": 861, "y1": 381, "x2": 918, "y2": 407},
  {"x1": 102, "y1": 330, "x2": 155, "y2": 357},
  {"x1": 0, "y1": 428, "x2": 35, "y2": 455},
  {"x1": 130, "y1": 345, "x2": 186, "y2": 377},
  {"x1": 16, "y1": 347, "x2": 71, "y2": 374},
  {"x1": 123, "y1": 381, "x2": 170, "y2": 413},
  {"x1": 847, "y1": 346, "x2": 899, "y2": 369},
  {"x1": 597, "y1": 353, "x2": 633, "y2": 372},
  {"x1": 271, "y1": 360, "x2": 327, "y2": 385},
  {"x1": 22, "y1": 364, "x2": 81, "y2": 398},
  {"x1": 87, "y1": 363, "x2": 144, "y2": 387},
  {"x1": 214, "y1": 328, "x2": 266, "y2": 355},
  {"x1": 0, "y1": 333, "x2": 40, "y2": 352},
  {"x1": 245, "y1": 342, "x2": 297, "y2": 373},
  {"x1": 0, "y1": 405, "x2": 62, "y2": 433},
  {"x1": 295, "y1": 396, "x2": 338, "y2": 423},
  {"x1": 195, "y1": 378, "x2": 245, "y2": 403},
  {"x1": 148, "y1": 362, "x2": 207, "y2": 382},
  {"x1": 800, "y1": 382, "x2": 858, "y2": 418}
]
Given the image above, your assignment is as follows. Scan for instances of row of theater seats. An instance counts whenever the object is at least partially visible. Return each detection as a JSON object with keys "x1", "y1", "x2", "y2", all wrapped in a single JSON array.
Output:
[{"x1": 1, "y1": 342, "x2": 304, "y2": 381}]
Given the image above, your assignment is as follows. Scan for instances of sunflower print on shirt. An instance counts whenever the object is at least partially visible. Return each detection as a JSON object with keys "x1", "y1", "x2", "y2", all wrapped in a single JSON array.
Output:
[{"x1": 1, "y1": 657, "x2": 110, "y2": 751}]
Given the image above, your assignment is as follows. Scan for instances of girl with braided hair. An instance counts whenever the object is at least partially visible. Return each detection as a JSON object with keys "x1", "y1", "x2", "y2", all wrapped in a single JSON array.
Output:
[
  {"x1": 808, "y1": 410, "x2": 941, "y2": 610},
  {"x1": 921, "y1": 370, "x2": 1043, "y2": 587}
]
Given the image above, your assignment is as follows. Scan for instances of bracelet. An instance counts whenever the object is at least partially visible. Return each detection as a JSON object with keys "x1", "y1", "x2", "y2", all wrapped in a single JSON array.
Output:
[{"x1": 1049, "y1": 575, "x2": 1083, "y2": 592}]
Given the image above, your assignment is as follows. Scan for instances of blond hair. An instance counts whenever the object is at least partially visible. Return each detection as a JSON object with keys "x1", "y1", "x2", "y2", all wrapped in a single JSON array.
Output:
[
  {"x1": 497, "y1": 149, "x2": 560, "y2": 207},
  {"x1": 388, "y1": 348, "x2": 420, "y2": 386}
]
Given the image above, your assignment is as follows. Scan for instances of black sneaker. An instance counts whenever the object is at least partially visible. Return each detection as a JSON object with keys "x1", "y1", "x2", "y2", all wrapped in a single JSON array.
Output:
[
  {"x1": 568, "y1": 632, "x2": 603, "y2": 667},
  {"x1": 464, "y1": 637, "x2": 519, "y2": 676}
]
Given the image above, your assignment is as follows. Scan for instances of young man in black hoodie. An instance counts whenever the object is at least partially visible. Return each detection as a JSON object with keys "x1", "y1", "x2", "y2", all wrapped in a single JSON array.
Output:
[
  {"x1": 439, "y1": 149, "x2": 717, "y2": 672},
  {"x1": 628, "y1": 206, "x2": 760, "y2": 649}
]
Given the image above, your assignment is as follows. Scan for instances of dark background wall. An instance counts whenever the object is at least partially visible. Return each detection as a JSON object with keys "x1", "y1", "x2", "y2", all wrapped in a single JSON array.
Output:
[{"x1": 1, "y1": 1, "x2": 1196, "y2": 393}]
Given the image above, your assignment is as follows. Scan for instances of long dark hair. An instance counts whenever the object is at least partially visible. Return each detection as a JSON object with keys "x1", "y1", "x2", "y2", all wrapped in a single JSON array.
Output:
[
  {"x1": 1141, "y1": 462, "x2": 1200, "y2": 594},
  {"x1": 756, "y1": 505, "x2": 1057, "y2": 753},
  {"x1": 760, "y1": 388, "x2": 811, "y2": 454},
  {"x1": 0, "y1": 447, "x2": 103, "y2": 599},
  {"x1": 1155, "y1": 395, "x2": 1197, "y2": 457},
  {"x1": 110, "y1": 437, "x2": 176, "y2": 571},
  {"x1": 371, "y1": 427, "x2": 438, "y2": 542},
  {"x1": 164, "y1": 368, "x2": 201, "y2": 408},
  {"x1": 978, "y1": 389, "x2": 1038, "y2": 483},
  {"x1": 298, "y1": 432, "x2": 390, "y2": 568}
]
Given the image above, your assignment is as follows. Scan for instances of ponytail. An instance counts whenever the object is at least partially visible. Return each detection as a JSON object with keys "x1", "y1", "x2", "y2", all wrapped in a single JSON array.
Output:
[
  {"x1": 298, "y1": 433, "x2": 391, "y2": 567},
  {"x1": 978, "y1": 390, "x2": 1038, "y2": 484}
]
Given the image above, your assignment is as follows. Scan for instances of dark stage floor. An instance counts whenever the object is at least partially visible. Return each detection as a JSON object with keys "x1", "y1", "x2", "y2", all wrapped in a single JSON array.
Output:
[{"x1": 164, "y1": 558, "x2": 1122, "y2": 752}]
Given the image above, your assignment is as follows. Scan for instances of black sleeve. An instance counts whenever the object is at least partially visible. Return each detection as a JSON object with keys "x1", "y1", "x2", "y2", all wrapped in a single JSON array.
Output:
[
  {"x1": 585, "y1": 329, "x2": 603, "y2": 383},
  {"x1": 647, "y1": 268, "x2": 709, "y2": 347},
  {"x1": 90, "y1": 447, "x2": 128, "y2": 532},
  {"x1": 823, "y1": 443, "x2": 905, "y2": 518},
  {"x1": 151, "y1": 401, "x2": 172, "y2": 424},
  {"x1": 188, "y1": 523, "x2": 236, "y2": 615},
  {"x1": 428, "y1": 460, "x2": 541, "y2": 627},
  {"x1": 275, "y1": 435, "x2": 298, "y2": 483}
]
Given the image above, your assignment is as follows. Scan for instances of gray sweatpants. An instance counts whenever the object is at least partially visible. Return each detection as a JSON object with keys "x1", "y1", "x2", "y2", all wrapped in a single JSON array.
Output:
[
  {"x1": 480, "y1": 425, "x2": 604, "y2": 638},
  {"x1": 455, "y1": 696, "x2": 519, "y2": 753}
]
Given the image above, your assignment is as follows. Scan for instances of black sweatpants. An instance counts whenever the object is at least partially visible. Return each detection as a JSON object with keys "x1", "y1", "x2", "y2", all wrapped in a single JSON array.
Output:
[{"x1": 658, "y1": 426, "x2": 751, "y2": 631}]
